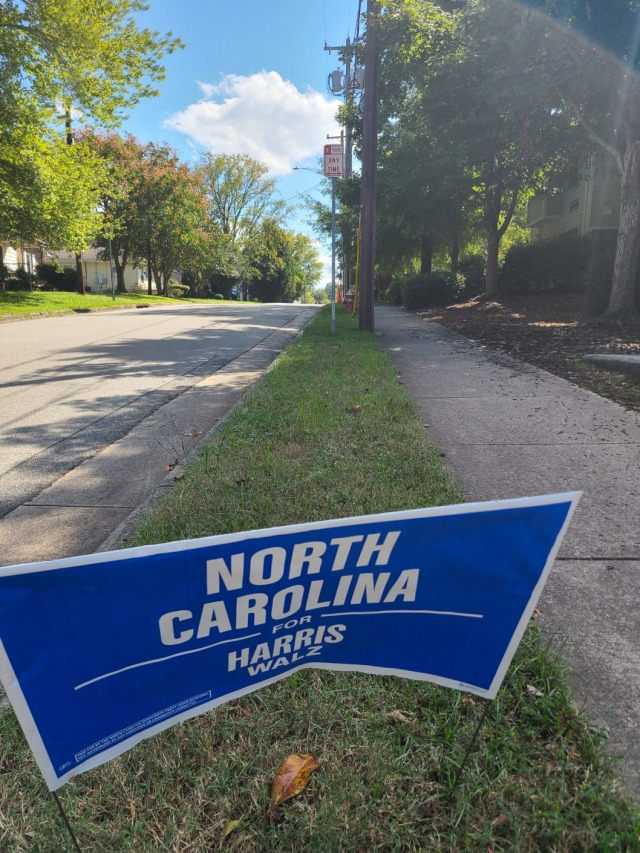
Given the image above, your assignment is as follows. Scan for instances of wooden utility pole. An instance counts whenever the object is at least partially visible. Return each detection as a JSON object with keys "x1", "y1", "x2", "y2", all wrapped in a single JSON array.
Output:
[{"x1": 359, "y1": 0, "x2": 379, "y2": 332}]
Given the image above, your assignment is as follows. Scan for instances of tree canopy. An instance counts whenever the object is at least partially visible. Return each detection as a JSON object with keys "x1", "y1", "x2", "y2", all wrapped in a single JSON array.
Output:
[{"x1": 0, "y1": 0, "x2": 182, "y2": 251}]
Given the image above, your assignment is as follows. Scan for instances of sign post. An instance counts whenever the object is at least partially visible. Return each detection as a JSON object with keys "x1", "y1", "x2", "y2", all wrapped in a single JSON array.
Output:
[{"x1": 324, "y1": 144, "x2": 344, "y2": 335}]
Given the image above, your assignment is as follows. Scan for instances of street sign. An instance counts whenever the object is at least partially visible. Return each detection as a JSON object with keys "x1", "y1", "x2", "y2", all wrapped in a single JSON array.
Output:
[
  {"x1": 0, "y1": 492, "x2": 580, "y2": 790},
  {"x1": 324, "y1": 144, "x2": 344, "y2": 178}
]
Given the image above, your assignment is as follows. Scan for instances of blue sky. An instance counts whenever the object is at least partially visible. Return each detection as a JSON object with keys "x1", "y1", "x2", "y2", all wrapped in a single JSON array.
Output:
[{"x1": 122, "y1": 0, "x2": 364, "y2": 278}]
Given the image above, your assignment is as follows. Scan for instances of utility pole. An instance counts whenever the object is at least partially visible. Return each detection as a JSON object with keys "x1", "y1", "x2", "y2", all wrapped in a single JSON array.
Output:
[
  {"x1": 359, "y1": 0, "x2": 379, "y2": 332},
  {"x1": 325, "y1": 37, "x2": 360, "y2": 297},
  {"x1": 65, "y1": 107, "x2": 86, "y2": 296}
]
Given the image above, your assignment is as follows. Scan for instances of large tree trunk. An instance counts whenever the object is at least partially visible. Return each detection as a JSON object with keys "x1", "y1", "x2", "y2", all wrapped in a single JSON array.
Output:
[
  {"x1": 450, "y1": 234, "x2": 459, "y2": 273},
  {"x1": 76, "y1": 253, "x2": 85, "y2": 295},
  {"x1": 420, "y1": 234, "x2": 433, "y2": 274},
  {"x1": 485, "y1": 225, "x2": 500, "y2": 297},
  {"x1": 608, "y1": 140, "x2": 640, "y2": 315}
]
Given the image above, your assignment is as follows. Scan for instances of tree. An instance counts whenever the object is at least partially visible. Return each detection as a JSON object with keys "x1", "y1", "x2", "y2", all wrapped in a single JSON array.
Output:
[
  {"x1": 246, "y1": 220, "x2": 303, "y2": 303},
  {"x1": 523, "y1": 0, "x2": 640, "y2": 314},
  {"x1": 0, "y1": 0, "x2": 181, "y2": 127},
  {"x1": 130, "y1": 144, "x2": 207, "y2": 296},
  {"x1": 196, "y1": 153, "x2": 287, "y2": 296},
  {"x1": 290, "y1": 234, "x2": 323, "y2": 301},
  {"x1": 0, "y1": 0, "x2": 181, "y2": 251},
  {"x1": 374, "y1": 0, "x2": 581, "y2": 297},
  {"x1": 82, "y1": 132, "x2": 149, "y2": 292}
]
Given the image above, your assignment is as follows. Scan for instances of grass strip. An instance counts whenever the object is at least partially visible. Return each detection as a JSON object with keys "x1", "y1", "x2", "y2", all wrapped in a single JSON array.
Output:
[
  {"x1": 1, "y1": 307, "x2": 639, "y2": 852},
  {"x1": 0, "y1": 291, "x2": 240, "y2": 318}
]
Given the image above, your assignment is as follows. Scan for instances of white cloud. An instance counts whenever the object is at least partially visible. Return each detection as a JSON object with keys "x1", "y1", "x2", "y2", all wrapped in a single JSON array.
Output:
[{"x1": 165, "y1": 71, "x2": 341, "y2": 175}]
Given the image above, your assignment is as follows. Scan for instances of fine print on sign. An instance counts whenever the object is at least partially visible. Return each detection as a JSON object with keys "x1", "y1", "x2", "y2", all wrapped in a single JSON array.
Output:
[
  {"x1": 0, "y1": 492, "x2": 580, "y2": 790},
  {"x1": 324, "y1": 143, "x2": 344, "y2": 178}
]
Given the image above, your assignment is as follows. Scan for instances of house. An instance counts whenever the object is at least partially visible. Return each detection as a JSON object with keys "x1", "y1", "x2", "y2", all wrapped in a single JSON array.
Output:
[
  {"x1": 46, "y1": 247, "x2": 151, "y2": 293},
  {"x1": 527, "y1": 156, "x2": 621, "y2": 243},
  {"x1": 1, "y1": 241, "x2": 43, "y2": 276}
]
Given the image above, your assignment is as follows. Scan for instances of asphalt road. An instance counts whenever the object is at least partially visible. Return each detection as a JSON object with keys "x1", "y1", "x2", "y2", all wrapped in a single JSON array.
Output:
[{"x1": 0, "y1": 302, "x2": 317, "y2": 527}]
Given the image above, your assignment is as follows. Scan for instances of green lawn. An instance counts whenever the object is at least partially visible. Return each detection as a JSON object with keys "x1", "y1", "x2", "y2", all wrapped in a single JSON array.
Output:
[
  {"x1": 1, "y1": 307, "x2": 638, "y2": 852},
  {"x1": 0, "y1": 290, "x2": 243, "y2": 318}
]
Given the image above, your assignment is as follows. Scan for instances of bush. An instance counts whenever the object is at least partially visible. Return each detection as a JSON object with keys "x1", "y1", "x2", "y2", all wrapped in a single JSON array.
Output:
[
  {"x1": 458, "y1": 255, "x2": 485, "y2": 298},
  {"x1": 499, "y1": 235, "x2": 591, "y2": 295},
  {"x1": 399, "y1": 271, "x2": 466, "y2": 310},
  {"x1": 36, "y1": 263, "x2": 78, "y2": 292},
  {"x1": 212, "y1": 293, "x2": 224, "y2": 300},
  {"x1": 168, "y1": 282, "x2": 190, "y2": 298},
  {"x1": 386, "y1": 278, "x2": 404, "y2": 306},
  {"x1": 5, "y1": 267, "x2": 36, "y2": 291}
]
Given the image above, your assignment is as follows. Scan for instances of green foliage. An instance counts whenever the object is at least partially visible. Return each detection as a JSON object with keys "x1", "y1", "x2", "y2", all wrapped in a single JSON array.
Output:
[
  {"x1": 0, "y1": 0, "x2": 182, "y2": 128},
  {"x1": 36, "y1": 262, "x2": 77, "y2": 292},
  {"x1": 500, "y1": 236, "x2": 592, "y2": 295},
  {"x1": 0, "y1": 1, "x2": 181, "y2": 249},
  {"x1": 458, "y1": 254, "x2": 486, "y2": 298},
  {"x1": 4, "y1": 267, "x2": 35, "y2": 291},
  {"x1": 397, "y1": 270, "x2": 466, "y2": 310},
  {"x1": 386, "y1": 277, "x2": 404, "y2": 306},
  {"x1": 168, "y1": 282, "x2": 190, "y2": 298}
]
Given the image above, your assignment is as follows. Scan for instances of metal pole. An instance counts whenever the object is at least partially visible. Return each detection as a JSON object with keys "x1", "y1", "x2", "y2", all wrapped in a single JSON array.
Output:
[
  {"x1": 52, "y1": 790, "x2": 83, "y2": 853},
  {"x1": 450, "y1": 700, "x2": 491, "y2": 793},
  {"x1": 359, "y1": 0, "x2": 379, "y2": 331},
  {"x1": 331, "y1": 176, "x2": 336, "y2": 335}
]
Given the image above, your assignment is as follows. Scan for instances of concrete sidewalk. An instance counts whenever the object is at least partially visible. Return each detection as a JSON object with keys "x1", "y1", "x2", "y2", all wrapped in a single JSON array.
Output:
[{"x1": 375, "y1": 305, "x2": 640, "y2": 798}]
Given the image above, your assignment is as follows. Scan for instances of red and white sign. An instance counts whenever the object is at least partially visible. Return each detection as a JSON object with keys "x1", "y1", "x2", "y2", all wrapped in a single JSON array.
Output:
[{"x1": 324, "y1": 144, "x2": 344, "y2": 178}]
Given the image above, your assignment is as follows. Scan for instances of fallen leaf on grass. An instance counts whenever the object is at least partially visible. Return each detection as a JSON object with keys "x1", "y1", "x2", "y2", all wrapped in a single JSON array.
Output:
[
  {"x1": 386, "y1": 710, "x2": 413, "y2": 724},
  {"x1": 174, "y1": 473, "x2": 184, "y2": 481},
  {"x1": 222, "y1": 819, "x2": 241, "y2": 839},
  {"x1": 348, "y1": 405, "x2": 362, "y2": 414},
  {"x1": 270, "y1": 753, "x2": 319, "y2": 806},
  {"x1": 526, "y1": 684, "x2": 543, "y2": 697},
  {"x1": 491, "y1": 814, "x2": 509, "y2": 826}
]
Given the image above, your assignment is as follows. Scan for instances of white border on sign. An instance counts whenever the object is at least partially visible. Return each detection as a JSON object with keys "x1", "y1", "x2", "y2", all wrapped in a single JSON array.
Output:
[{"x1": 0, "y1": 492, "x2": 581, "y2": 790}]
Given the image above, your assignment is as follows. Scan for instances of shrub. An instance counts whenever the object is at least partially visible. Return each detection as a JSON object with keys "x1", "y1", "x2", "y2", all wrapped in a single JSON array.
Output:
[
  {"x1": 499, "y1": 235, "x2": 590, "y2": 295},
  {"x1": 458, "y1": 255, "x2": 485, "y2": 298},
  {"x1": 168, "y1": 282, "x2": 190, "y2": 298},
  {"x1": 36, "y1": 263, "x2": 77, "y2": 292},
  {"x1": 386, "y1": 278, "x2": 404, "y2": 306},
  {"x1": 5, "y1": 267, "x2": 36, "y2": 291},
  {"x1": 212, "y1": 293, "x2": 224, "y2": 300},
  {"x1": 400, "y1": 271, "x2": 466, "y2": 310}
]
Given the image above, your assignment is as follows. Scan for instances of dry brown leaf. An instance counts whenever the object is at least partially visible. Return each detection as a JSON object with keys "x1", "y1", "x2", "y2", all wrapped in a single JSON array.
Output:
[
  {"x1": 164, "y1": 464, "x2": 175, "y2": 472},
  {"x1": 491, "y1": 814, "x2": 509, "y2": 826},
  {"x1": 386, "y1": 710, "x2": 412, "y2": 724},
  {"x1": 174, "y1": 473, "x2": 184, "y2": 481},
  {"x1": 270, "y1": 753, "x2": 319, "y2": 806},
  {"x1": 222, "y1": 819, "x2": 241, "y2": 839},
  {"x1": 348, "y1": 405, "x2": 362, "y2": 414},
  {"x1": 184, "y1": 429, "x2": 202, "y2": 438}
]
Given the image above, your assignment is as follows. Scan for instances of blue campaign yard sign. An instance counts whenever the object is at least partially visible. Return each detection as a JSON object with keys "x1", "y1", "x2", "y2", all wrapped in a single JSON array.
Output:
[{"x1": 0, "y1": 493, "x2": 580, "y2": 790}]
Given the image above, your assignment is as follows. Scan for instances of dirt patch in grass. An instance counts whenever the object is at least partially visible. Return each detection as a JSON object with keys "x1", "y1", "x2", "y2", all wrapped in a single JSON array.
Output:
[{"x1": 418, "y1": 294, "x2": 640, "y2": 413}]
